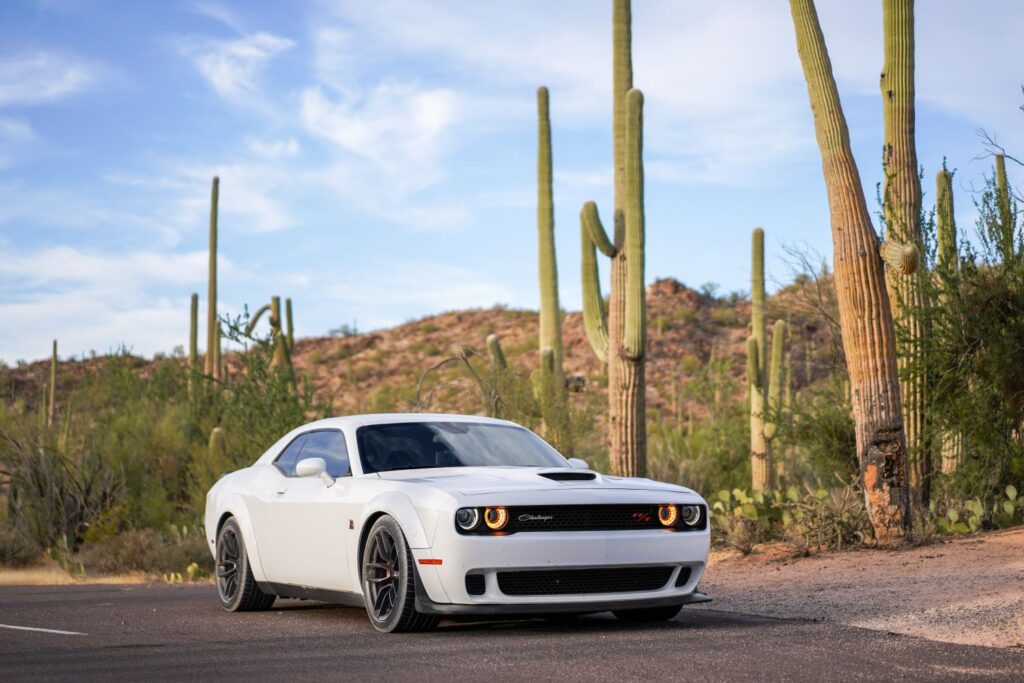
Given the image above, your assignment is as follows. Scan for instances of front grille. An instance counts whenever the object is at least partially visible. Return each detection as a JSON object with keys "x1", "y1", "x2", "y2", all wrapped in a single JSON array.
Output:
[
  {"x1": 465, "y1": 573, "x2": 486, "y2": 595},
  {"x1": 504, "y1": 505, "x2": 707, "y2": 533},
  {"x1": 497, "y1": 566, "x2": 673, "y2": 596},
  {"x1": 675, "y1": 567, "x2": 692, "y2": 587}
]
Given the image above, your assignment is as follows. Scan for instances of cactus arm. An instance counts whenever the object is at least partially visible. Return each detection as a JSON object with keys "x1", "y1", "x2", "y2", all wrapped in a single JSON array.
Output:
[
  {"x1": 486, "y1": 334, "x2": 507, "y2": 370},
  {"x1": 764, "y1": 320, "x2": 788, "y2": 442},
  {"x1": 879, "y1": 240, "x2": 920, "y2": 275},
  {"x1": 746, "y1": 336, "x2": 761, "y2": 389},
  {"x1": 622, "y1": 89, "x2": 646, "y2": 360},
  {"x1": 581, "y1": 212, "x2": 609, "y2": 362},
  {"x1": 246, "y1": 304, "x2": 271, "y2": 336},
  {"x1": 581, "y1": 201, "x2": 617, "y2": 257}
]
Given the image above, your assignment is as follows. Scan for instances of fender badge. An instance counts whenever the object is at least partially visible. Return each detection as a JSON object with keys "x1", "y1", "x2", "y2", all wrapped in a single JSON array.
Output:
[{"x1": 349, "y1": 519, "x2": 355, "y2": 530}]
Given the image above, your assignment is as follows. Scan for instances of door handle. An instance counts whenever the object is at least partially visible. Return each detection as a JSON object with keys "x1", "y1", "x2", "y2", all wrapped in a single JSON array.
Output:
[{"x1": 275, "y1": 487, "x2": 287, "y2": 496}]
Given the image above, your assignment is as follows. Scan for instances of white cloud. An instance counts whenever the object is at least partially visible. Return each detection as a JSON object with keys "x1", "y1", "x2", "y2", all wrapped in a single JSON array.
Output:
[
  {"x1": 177, "y1": 31, "x2": 294, "y2": 103},
  {"x1": 247, "y1": 136, "x2": 300, "y2": 159},
  {"x1": 0, "y1": 50, "x2": 101, "y2": 108}
]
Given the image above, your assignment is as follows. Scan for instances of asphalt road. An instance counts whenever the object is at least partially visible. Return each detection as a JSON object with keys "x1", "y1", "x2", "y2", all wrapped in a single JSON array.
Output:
[{"x1": 0, "y1": 585, "x2": 1021, "y2": 682}]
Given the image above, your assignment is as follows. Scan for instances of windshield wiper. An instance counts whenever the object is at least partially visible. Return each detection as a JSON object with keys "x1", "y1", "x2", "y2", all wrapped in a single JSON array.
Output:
[{"x1": 379, "y1": 464, "x2": 447, "y2": 473}]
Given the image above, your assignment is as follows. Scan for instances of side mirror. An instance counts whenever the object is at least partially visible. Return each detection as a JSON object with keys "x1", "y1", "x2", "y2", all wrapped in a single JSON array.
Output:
[
  {"x1": 295, "y1": 457, "x2": 335, "y2": 488},
  {"x1": 567, "y1": 458, "x2": 590, "y2": 470}
]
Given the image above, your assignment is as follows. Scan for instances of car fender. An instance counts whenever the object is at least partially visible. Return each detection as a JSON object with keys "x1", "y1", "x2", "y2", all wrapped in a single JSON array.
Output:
[
  {"x1": 217, "y1": 493, "x2": 270, "y2": 584},
  {"x1": 360, "y1": 491, "x2": 433, "y2": 549}
]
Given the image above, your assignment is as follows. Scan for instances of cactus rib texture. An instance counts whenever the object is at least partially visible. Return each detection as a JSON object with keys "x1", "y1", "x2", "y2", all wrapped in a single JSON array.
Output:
[
  {"x1": 935, "y1": 169, "x2": 963, "y2": 473},
  {"x1": 789, "y1": 0, "x2": 910, "y2": 544},
  {"x1": 205, "y1": 176, "x2": 220, "y2": 380},
  {"x1": 881, "y1": 0, "x2": 929, "y2": 508},
  {"x1": 749, "y1": 228, "x2": 769, "y2": 490},
  {"x1": 574, "y1": 0, "x2": 647, "y2": 477},
  {"x1": 764, "y1": 320, "x2": 788, "y2": 443}
]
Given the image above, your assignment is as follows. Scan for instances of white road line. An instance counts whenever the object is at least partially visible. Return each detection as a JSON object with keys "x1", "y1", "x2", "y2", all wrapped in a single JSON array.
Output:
[{"x1": 0, "y1": 624, "x2": 86, "y2": 636}]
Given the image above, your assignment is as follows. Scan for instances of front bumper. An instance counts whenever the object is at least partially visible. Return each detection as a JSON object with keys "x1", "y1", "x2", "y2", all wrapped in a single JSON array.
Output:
[{"x1": 412, "y1": 525, "x2": 711, "y2": 610}]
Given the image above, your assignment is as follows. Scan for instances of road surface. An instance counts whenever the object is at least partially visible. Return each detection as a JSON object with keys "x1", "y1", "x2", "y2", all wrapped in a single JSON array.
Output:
[{"x1": 0, "y1": 584, "x2": 1020, "y2": 681}]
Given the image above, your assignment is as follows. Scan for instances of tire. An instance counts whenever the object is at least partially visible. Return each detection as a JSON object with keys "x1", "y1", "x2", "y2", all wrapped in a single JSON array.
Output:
[
  {"x1": 361, "y1": 515, "x2": 439, "y2": 633},
  {"x1": 216, "y1": 517, "x2": 275, "y2": 612},
  {"x1": 612, "y1": 604, "x2": 682, "y2": 623}
]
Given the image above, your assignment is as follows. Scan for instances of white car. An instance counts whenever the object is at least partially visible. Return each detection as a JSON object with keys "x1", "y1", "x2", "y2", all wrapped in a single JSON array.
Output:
[{"x1": 204, "y1": 413, "x2": 711, "y2": 632}]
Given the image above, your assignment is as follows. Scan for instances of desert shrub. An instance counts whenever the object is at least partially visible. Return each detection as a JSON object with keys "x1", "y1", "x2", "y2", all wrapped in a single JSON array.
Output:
[
  {"x1": 1, "y1": 434, "x2": 121, "y2": 552},
  {"x1": 0, "y1": 523, "x2": 41, "y2": 567},
  {"x1": 76, "y1": 526, "x2": 212, "y2": 576},
  {"x1": 930, "y1": 485, "x2": 1022, "y2": 535},
  {"x1": 776, "y1": 377, "x2": 858, "y2": 487},
  {"x1": 708, "y1": 480, "x2": 871, "y2": 555},
  {"x1": 647, "y1": 353, "x2": 748, "y2": 494}
]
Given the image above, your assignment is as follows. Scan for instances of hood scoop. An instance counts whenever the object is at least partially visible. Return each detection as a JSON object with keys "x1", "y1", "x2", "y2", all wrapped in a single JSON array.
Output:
[{"x1": 538, "y1": 471, "x2": 597, "y2": 482}]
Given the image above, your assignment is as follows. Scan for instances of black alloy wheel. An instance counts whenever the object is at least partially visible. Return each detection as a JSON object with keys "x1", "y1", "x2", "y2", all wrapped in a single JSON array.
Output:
[
  {"x1": 216, "y1": 517, "x2": 275, "y2": 612},
  {"x1": 360, "y1": 515, "x2": 439, "y2": 633}
]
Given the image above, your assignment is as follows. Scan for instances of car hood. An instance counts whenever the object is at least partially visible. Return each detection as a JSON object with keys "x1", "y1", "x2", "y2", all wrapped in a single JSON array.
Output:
[{"x1": 375, "y1": 466, "x2": 696, "y2": 497}]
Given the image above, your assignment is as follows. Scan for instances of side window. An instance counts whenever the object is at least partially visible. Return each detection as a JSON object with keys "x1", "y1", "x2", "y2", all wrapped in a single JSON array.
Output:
[
  {"x1": 274, "y1": 434, "x2": 308, "y2": 477},
  {"x1": 300, "y1": 430, "x2": 351, "y2": 477}
]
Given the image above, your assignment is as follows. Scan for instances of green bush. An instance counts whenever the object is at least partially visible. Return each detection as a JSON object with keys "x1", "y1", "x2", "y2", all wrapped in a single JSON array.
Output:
[{"x1": 75, "y1": 526, "x2": 212, "y2": 576}]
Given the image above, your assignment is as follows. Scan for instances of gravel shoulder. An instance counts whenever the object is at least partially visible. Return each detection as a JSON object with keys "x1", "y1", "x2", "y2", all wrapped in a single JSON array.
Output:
[{"x1": 698, "y1": 526, "x2": 1024, "y2": 649}]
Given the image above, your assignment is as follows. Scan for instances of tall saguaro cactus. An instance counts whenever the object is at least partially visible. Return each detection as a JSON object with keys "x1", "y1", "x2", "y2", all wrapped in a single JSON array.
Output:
[
  {"x1": 205, "y1": 177, "x2": 221, "y2": 381},
  {"x1": 881, "y1": 0, "x2": 928, "y2": 507},
  {"x1": 935, "y1": 169, "x2": 963, "y2": 473},
  {"x1": 579, "y1": 0, "x2": 647, "y2": 477},
  {"x1": 789, "y1": 0, "x2": 911, "y2": 544},
  {"x1": 748, "y1": 229, "x2": 769, "y2": 489},
  {"x1": 189, "y1": 293, "x2": 199, "y2": 400},
  {"x1": 535, "y1": 86, "x2": 572, "y2": 454}
]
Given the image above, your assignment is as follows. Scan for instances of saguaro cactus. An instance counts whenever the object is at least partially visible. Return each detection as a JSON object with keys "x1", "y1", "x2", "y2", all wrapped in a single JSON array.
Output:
[
  {"x1": 535, "y1": 86, "x2": 572, "y2": 454},
  {"x1": 881, "y1": 0, "x2": 928, "y2": 507},
  {"x1": 995, "y1": 154, "x2": 1017, "y2": 262},
  {"x1": 764, "y1": 320, "x2": 788, "y2": 444},
  {"x1": 935, "y1": 169, "x2": 963, "y2": 473},
  {"x1": 748, "y1": 229, "x2": 769, "y2": 489},
  {"x1": 247, "y1": 296, "x2": 296, "y2": 392},
  {"x1": 285, "y1": 297, "x2": 295, "y2": 352},
  {"x1": 789, "y1": 0, "x2": 911, "y2": 544},
  {"x1": 188, "y1": 293, "x2": 199, "y2": 400},
  {"x1": 47, "y1": 339, "x2": 57, "y2": 429},
  {"x1": 205, "y1": 176, "x2": 221, "y2": 381},
  {"x1": 580, "y1": 85, "x2": 647, "y2": 477}
]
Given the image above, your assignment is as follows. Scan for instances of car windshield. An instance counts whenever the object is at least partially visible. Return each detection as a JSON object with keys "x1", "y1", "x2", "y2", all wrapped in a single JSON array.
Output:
[{"x1": 356, "y1": 422, "x2": 568, "y2": 473}]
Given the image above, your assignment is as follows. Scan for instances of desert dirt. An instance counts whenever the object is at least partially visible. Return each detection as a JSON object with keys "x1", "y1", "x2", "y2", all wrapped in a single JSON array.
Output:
[{"x1": 698, "y1": 526, "x2": 1024, "y2": 649}]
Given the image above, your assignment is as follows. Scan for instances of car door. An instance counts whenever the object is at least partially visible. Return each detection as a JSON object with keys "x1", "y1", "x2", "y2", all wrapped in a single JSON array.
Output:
[
  {"x1": 255, "y1": 430, "x2": 354, "y2": 592},
  {"x1": 245, "y1": 433, "x2": 309, "y2": 585}
]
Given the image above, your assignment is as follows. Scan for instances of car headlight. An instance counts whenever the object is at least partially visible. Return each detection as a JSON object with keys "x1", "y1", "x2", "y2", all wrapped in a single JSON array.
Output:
[
  {"x1": 657, "y1": 504, "x2": 679, "y2": 527},
  {"x1": 483, "y1": 506, "x2": 508, "y2": 531},
  {"x1": 455, "y1": 507, "x2": 480, "y2": 531},
  {"x1": 680, "y1": 504, "x2": 701, "y2": 526}
]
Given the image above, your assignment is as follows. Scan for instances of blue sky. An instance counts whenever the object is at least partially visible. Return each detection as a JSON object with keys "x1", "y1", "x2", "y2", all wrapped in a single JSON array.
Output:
[{"x1": 0, "y1": 0, "x2": 1021, "y2": 363}]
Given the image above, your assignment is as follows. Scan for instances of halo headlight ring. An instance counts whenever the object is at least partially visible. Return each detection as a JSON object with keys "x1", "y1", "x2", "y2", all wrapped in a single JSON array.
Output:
[
  {"x1": 680, "y1": 504, "x2": 702, "y2": 527},
  {"x1": 484, "y1": 506, "x2": 509, "y2": 531},
  {"x1": 455, "y1": 507, "x2": 480, "y2": 531},
  {"x1": 658, "y1": 504, "x2": 679, "y2": 527}
]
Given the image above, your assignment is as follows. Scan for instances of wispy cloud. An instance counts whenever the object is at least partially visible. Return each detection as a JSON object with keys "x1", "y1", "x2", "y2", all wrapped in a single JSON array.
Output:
[
  {"x1": 0, "y1": 50, "x2": 102, "y2": 108},
  {"x1": 176, "y1": 31, "x2": 294, "y2": 104}
]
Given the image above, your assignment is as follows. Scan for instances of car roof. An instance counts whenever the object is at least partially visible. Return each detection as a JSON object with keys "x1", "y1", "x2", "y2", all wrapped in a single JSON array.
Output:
[{"x1": 296, "y1": 413, "x2": 521, "y2": 430}]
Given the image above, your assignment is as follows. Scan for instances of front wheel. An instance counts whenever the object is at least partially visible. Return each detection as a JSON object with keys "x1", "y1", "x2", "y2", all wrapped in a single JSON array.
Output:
[
  {"x1": 612, "y1": 604, "x2": 682, "y2": 622},
  {"x1": 216, "y1": 518, "x2": 275, "y2": 612},
  {"x1": 361, "y1": 515, "x2": 439, "y2": 633}
]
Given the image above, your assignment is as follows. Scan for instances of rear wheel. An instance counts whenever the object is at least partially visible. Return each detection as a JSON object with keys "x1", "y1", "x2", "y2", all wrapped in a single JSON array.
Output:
[
  {"x1": 612, "y1": 604, "x2": 682, "y2": 623},
  {"x1": 216, "y1": 518, "x2": 275, "y2": 612},
  {"x1": 361, "y1": 515, "x2": 439, "y2": 633}
]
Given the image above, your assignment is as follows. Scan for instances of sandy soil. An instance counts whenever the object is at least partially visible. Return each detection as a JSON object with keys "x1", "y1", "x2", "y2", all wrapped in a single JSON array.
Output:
[
  {"x1": 698, "y1": 526, "x2": 1024, "y2": 649},
  {"x1": 0, "y1": 566, "x2": 154, "y2": 586}
]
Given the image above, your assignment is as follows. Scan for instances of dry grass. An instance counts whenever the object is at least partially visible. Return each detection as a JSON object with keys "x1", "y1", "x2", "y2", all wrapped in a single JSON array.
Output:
[{"x1": 0, "y1": 565, "x2": 153, "y2": 586}]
